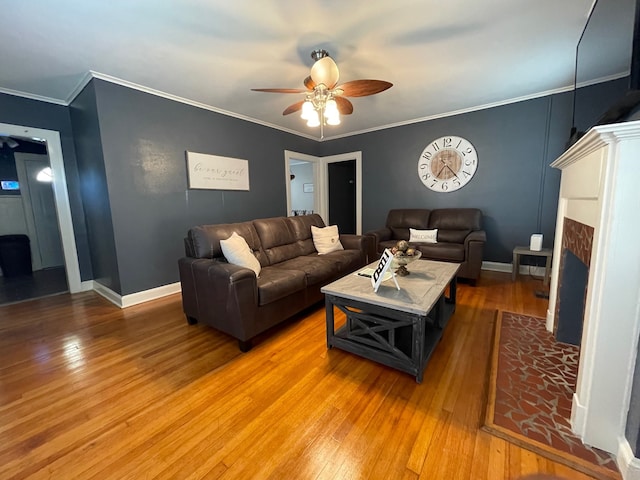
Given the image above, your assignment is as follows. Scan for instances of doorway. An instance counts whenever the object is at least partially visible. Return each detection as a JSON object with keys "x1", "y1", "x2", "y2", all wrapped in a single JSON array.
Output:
[
  {"x1": 0, "y1": 141, "x2": 68, "y2": 304},
  {"x1": 284, "y1": 150, "x2": 362, "y2": 234},
  {"x1": 289, "y1": 159, "x2": 316, "y2": 216},
  {"x1": 0, "y1": 122, "x2": 81, "y2": 298},
  {"x1": 328, "y1": 160, "x2": 356, "y2": 234}
]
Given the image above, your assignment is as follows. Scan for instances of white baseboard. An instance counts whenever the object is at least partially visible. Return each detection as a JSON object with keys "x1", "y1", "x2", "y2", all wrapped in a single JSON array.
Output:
[
  {"x1": 121, "y1": 282, "x2": 181, "y2": 307},
  {"x1": 83, "y1": 261, "x2": 536, "y2": 309},
  {"x1": 90, "y1": 281, "x2": 181, "y2": 308},
  {"x1": 481, "y1": 261, "x2": 548, "y2": 278},
  {"x1": 481, "y1": 261, "x2": 511, "y2": 273},
  {"x1": 618, "y1": 437, "x2": 640, "y2": 479}
]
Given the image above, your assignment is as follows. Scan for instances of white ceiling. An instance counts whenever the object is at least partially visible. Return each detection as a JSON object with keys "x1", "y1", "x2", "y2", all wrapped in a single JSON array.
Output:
[{"x1": 0, "y1": 0, "x2": 634, "y2": 140}]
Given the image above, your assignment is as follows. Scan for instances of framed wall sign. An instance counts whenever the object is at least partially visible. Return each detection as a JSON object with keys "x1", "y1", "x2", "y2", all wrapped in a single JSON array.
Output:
[
  {"x1": 186, "y1": 152, "x2": 250, "y2": 191},
  {"x1": 303, "y1": 183, "x2": 314, "y2": 193}
]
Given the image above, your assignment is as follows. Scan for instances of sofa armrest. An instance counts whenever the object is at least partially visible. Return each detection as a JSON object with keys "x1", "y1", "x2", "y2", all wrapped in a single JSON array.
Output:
[
  {"x1": 339, "y1": 234, "x2": 370, "y2": 251},
  {"x1": 365, "y1": 227, "x2": 392, "y2": 243},
  {"x1": 364, "y1": 227, "x2": 392, "y2": 258},
  {"x1": 462, "y1": 230, "x2": 486, "y2": 281},
  {"x1": 340, "y1": 234, "x2": 374, "y2": 264},
  {"x1": 464, "y1": 230, "x2": 487, "y2": 246},
  {"x1": 179, "y1": 257, "x2": 258, "y2": 339}
]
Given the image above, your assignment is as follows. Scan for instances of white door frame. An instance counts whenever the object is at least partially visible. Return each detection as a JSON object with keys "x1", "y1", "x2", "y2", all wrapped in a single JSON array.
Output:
[
  {"x1": 284, "y1": 150, "x2": 362, "y2": 234},
  {"x1": 0, "y1": 122, "x2": 82, "y2": 293}
]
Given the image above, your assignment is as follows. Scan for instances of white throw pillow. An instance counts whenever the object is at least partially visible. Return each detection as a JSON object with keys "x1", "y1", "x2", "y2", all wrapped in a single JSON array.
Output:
[
  {"x1": 409, "y1": 228, "x2": 438, "y2": 244},
  {"x1": 311, "y1": 225, "x2": 344, "y2": 255},
  {"x1": 219, "y1": 232, "x2": 261, "y2": 277}
]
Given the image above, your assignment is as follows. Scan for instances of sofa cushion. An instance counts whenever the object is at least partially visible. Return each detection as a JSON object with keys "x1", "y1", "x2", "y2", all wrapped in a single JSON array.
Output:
[
  {"x1": 416, "y1": 242, "x2": 465, "y2": 262},
  {"x1": 386, "y1": 209, "x2": 431, "y2": 240},
  {"x1": 256, "y1": 267, "x2": 307, "y2": 306},
  {"x1": 428, "y1": 209, "x2": 482, "y2": 244},
  {"x1": 220, "y1": 232, "x2": 261, "y2": 277},
  {"x1": 436, "y1": 229, "x2": 470, "y2": 243},
  {"x1": 188, "y1": 222, "x2": 266, "y2": 265},
  {"x1": 254, "y1": 216, "x2": 304, "y2": 265},
  {"x1": 273, "y1": 250, "x2": 360, "y2": 286},
  {"x1": 287, "y1": 214, "x2": 326, "y2": 255},
  {"x1": 311, "y1": 225, "x2": 344, "y2": 254},
  {"x1": 378, "y1": 239, "x2": 399, "y2": 253}
]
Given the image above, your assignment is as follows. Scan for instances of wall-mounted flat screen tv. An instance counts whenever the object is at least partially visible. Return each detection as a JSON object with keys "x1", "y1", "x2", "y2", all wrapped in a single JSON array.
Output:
[{"x1": 568, "y1": 0, "x2": 640, "y2": 146}]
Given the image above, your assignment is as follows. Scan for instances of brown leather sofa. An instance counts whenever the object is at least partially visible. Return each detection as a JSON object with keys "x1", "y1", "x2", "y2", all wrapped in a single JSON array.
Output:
[
  {"x1": 365, "y1": 208, "x2": 486, "y2": 283},
  {"x1": 178, "y1": 214, "x2": 371, "y2": 351}
]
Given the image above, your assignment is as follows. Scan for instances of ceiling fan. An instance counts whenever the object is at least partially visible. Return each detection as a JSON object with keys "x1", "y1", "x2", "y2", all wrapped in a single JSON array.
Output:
[{"x1": 251, "y1": 50, "x2": 392, "y2": 132}]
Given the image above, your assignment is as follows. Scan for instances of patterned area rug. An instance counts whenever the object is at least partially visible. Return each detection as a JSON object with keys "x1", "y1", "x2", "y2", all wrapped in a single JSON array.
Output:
[{"x1": 483, "y1": 311, "x2": 620, "y2": 480}]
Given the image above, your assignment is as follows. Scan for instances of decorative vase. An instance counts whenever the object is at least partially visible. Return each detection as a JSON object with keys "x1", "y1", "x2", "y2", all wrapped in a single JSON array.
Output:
[{"x1": 391, "y1": 250, "x2": 422, "y2": 276}]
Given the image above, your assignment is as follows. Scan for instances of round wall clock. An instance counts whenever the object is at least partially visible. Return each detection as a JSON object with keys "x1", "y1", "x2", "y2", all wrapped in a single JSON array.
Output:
[{"x1": 417, "y1": 135, "x2": 478, "y2": 192}]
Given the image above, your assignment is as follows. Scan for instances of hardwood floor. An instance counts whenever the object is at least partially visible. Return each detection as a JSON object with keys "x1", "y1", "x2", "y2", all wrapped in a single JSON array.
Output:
[{"x1": 0, "y1": 271, "x2": 600, "y2": 479}]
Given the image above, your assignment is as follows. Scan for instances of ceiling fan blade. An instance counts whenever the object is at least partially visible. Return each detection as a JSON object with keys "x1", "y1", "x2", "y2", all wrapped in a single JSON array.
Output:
[
  {"x1": 303, "y1": 76, "x2": 316, "y2": 90},
  {"x1": 283, "y1": 101, "x2": 304, "y2": 115},
  {"x1": 251, "y1": 88, "x2": 308, "y2": 94},
  {"x1": 338, "y1": 80, "x2": 393, "y2": 97},
  {"x1": 310, "y1": 56, "x2": 340, "y2": 89},
  {"x1": 335, "y1": 97, "x2": 353, "y2": 115}
]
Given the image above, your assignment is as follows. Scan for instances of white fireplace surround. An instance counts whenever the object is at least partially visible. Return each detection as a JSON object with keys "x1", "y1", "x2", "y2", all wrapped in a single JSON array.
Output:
[{"x1": 548, "y1": 120, "x2": 640, "y2": 477}]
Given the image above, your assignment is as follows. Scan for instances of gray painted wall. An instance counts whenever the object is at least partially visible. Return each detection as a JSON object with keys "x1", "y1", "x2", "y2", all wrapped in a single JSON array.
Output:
[
  {"x1": 319, "y1": 80, "x2": 627, "y2": 264},
  {"x1": 86, "y1": 79, "x2": 318, "y2": 295},
  {"x1": 0, "y1": 92, "x2": 93, "y2": 280},
  {"x1": 0, "y1": 76, "x2": 627, "y2": 290},
  {"x1": 70, "y1": 82, "x2": 120, "y2": 293},
  {"x1": 320, "y1": 96, "x2": 566, "y2": 263}
]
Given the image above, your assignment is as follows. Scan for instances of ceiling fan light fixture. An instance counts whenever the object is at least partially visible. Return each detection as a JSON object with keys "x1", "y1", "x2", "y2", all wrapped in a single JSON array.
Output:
[
  {"x1": 301, "y1": 100, "x2": 314, "y2": 120},
  {"x1": 326, "y1": 114, "x2": 341, "y2": 126},
  {"x1": 324, "y1": 98, "x2": 338, "y2": 117},
  {"x1": 307, "y1": 110, "x2": 321, "y2": 127},
  {"x1": 251, "y1": 49, "x2": 392, "y2": 133}
]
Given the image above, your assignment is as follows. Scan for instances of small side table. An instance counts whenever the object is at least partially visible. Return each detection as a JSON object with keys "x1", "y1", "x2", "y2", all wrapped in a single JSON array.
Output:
[{"x1": 512, "y1": 246, "x2": 553, "y2": 286}]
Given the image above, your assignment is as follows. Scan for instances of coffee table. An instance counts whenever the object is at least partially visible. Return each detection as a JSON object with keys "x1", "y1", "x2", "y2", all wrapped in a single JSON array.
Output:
[{"x1": 321, "y1": 259, "x2": 459, "y2": 383}]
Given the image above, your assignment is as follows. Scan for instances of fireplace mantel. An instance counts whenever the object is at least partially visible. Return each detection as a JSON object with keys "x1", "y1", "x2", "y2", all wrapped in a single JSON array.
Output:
[{"x1": 548, "y1": 120, "x2": 640, "y2": 474}]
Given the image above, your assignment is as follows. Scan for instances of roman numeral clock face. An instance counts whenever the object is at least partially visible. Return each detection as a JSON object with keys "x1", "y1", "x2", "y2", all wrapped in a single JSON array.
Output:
[{"x1": 418, "y1": 136, "x2": 478, "y2": 192}]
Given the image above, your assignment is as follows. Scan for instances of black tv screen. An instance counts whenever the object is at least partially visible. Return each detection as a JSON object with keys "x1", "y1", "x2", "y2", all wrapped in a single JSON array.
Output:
[{"x1": 569, "y1": 0, "x2": 639, "y2": 145}]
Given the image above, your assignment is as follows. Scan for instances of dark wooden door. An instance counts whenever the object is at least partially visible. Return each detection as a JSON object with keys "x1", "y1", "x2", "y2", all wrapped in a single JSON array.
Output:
[{"x1": 328, "y1": 160, "x2": 356, "y2": 234}]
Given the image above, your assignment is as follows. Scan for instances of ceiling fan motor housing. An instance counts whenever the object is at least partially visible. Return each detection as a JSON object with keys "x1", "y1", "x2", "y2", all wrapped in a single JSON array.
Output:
[{"x1": 311, "y1": 49, "x2": 330, "y2": 62}]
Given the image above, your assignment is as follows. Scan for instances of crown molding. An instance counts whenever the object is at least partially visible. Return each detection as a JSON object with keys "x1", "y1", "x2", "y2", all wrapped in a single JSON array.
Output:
[
  {"x1": 64, "y1": 71, "x2": 94, "y2": 104},
  {"x1": 0, "y1": 86, "x2": 67, "y2": 106},
  {"x1": 320, "y1": 83, "x2": 580, "y2": 141},
  {"x1": 1, "y1": 69, "x2": 631, "y2": 143},
  {"x1": 87, "y1": 72, "x2": 319, "y2": 141},
  {"x1": 319, "y1": 71, "x2": 630, "y2": 142}
]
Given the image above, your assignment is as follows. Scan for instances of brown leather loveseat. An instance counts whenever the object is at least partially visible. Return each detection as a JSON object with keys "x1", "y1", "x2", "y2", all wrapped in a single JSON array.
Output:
[
  {"x1": 365, "y1": 208, "x2": 486, "y2": 283},
  {"x1": 178, "y1": 214, "x2": 370, "y2": 351}
]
